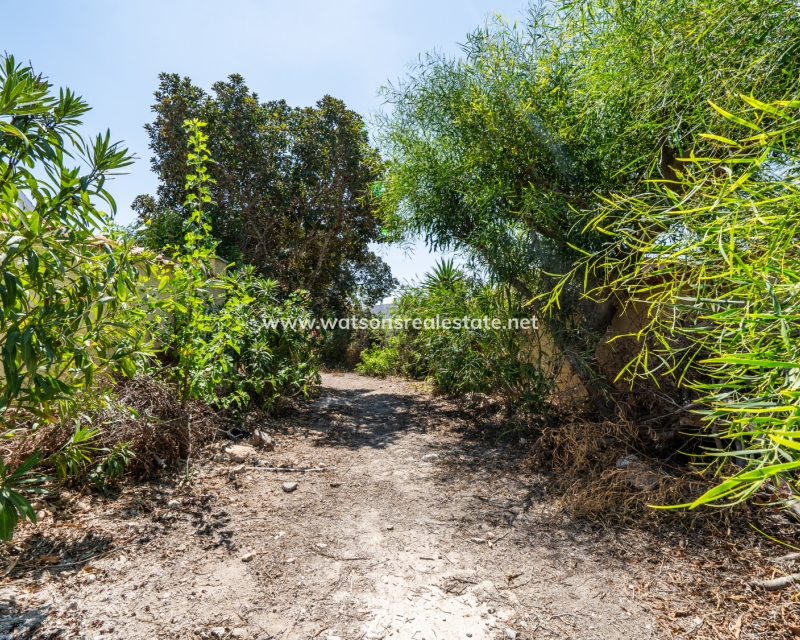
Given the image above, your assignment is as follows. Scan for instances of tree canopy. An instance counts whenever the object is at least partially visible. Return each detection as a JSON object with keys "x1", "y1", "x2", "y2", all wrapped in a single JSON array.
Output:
[
  {"x1": 376, "y1": 0, "x2": 800, "y2": 416},
  {"x1": 135, "y1": 74, "x2": 395, "y2": 312}
]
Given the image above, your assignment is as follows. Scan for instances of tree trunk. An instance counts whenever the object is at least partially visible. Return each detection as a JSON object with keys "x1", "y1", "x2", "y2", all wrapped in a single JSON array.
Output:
[{"x1": 484, "y1": 252, "x2": 618, "y2": 420}]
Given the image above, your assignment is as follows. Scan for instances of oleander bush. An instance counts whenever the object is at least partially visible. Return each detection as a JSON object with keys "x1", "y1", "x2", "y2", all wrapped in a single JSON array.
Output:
[{"x1": 0, "y1": 65, "x2": 319, "y2": 539}]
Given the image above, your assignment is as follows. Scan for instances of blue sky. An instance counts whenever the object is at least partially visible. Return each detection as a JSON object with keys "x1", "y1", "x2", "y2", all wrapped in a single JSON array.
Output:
[{"x1": 2, "y1": 0, "x2": 528, "y2": 285}]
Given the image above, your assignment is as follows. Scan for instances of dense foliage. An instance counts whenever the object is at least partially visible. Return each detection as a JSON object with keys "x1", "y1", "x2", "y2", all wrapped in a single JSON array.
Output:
[
  {"x1": 5, "y1": 0, "x2": 799, "y2": 543},
  {"x1": 575, "y1": 99, "x2": 800, "y2": 507},
  {"x1": 358, "y1": 261, "x2": 553, "y2": 412},
  {"x1": 0, "y1": 57, "x2": 148, "y2": 429},
  {"x1": 0, "y1": 56, "x2": 152, "y2": 538},
  {"x1": 135, "y1": 74, "x2": 395, "y2": 316},
  {"x1": 0, "y1": 65, "x2": 321, "y2": 539},
  {"x1": 376, "y1": 0, "x2": 800, "y2": 505},
  {"x1": 376, "y1": 0, "x2": 800, "y2": 419},
  {"x1": 141, "y1": 119, "x2": 320, "y2": 413}
]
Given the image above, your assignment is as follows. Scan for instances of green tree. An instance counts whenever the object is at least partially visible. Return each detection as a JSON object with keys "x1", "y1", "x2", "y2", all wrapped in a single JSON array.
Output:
[
  {"x1": 135, "y1": 74, "x2": 394, "y2": 314},
  {"x1": 376, "y1": 0, "x2": 800, "y2": 417}
]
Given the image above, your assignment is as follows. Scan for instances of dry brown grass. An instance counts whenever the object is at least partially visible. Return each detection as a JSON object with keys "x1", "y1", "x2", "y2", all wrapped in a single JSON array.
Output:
[
  {"x1": 520, "y1": 407, "x2": 768, "y2": 542},
  {"x1": 4, "y1": 376, "x2": 219, "y2": 477},
  {"x1": 94, "y1": 376, "x2": 218, "y2": 475}
]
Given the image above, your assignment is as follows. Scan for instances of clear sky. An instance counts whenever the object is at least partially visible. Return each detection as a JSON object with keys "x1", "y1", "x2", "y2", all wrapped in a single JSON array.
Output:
[{"x1": 2, "y1": 0, "x2": 529, "y2": 286}]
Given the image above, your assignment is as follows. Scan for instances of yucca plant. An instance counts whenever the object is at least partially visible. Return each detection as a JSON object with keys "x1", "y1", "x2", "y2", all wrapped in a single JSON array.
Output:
[{"x1": 422, "y1": 259, "x2": 463, "y2": 291}]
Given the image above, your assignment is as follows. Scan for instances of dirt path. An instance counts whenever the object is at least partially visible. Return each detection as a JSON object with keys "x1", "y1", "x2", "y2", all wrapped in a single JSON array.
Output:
[{"x1": 3, "y1": 373, "x2": 670, "y2": 639}]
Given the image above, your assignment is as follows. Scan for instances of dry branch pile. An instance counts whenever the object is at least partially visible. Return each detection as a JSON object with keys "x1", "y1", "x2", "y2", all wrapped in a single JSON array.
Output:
[{"x1": 4, "y1": 376, "x2": 218, "y2": 477}]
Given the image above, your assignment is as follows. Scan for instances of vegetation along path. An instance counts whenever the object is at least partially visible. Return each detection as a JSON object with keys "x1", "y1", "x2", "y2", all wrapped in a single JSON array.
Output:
[{"x1": 4, "y1": 373, "x2": 769, "y2": 639}]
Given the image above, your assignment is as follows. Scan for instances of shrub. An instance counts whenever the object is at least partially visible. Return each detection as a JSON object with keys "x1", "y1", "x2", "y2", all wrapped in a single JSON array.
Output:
[
  {"x1": 144, "y1": 120, "x2": 319, "y2": 413},
  {"x1": 0, "y1": 56, "x2": 149, "y2": 536},
  {"x1": 0, "y1": 56, "x2": 149, "y2": 429},
  {"x1": 356, "y1": 343, "x2": 401, "y2": 378},
  {"x1": 358, "y1": 260, "x2": 555, "y2": 412},
  {"x1": 201, "y1": 269, "x2": 320, "y2": 410},
  {"x1": 576, "y1": 98, "x2": 800, "y2": 507},
  {"x1": 0, "y1": 452, "x2": 46, "y2": 541}
]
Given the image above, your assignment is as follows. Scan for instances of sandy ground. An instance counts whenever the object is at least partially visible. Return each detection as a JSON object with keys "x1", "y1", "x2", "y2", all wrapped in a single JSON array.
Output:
[{"x1": 1, "y1": 372, "x2": 797, "y2": 639}]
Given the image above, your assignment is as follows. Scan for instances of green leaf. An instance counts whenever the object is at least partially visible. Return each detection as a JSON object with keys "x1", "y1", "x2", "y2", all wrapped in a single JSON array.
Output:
[
  {"x1": 0, "y1": 497, "x2": 18, "y2": 541},
  {"x1": 6, "y1": 490, "x2": 35, "y2": 524}
]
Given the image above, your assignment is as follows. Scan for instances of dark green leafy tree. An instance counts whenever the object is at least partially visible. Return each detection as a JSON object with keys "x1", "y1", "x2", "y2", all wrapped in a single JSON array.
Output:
[{"x1": 135, "y1": 74, "x2": 394, "y2": 313}]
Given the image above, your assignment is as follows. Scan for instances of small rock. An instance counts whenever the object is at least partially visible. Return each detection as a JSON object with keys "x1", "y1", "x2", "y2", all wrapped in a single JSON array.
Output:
[
  {"x1": 248, "y1": 430, "x2": 274, "y2": 451},
  {"x1": 241, "y1": 552, "x2": 254, "y2": 563},
  {"x1": 327, "y1": 636, "x2": 343, "y2": 640},
  {"x1": 86, "y1": 574, "x2": 96, "y2": 583},
  {"x1": 231, "y1": 629, "x2": 248, "y2": 639},
  {"x1": 225, "y1": 445, "x2": 256, "y2": 464},
  {"x1": 210, "y1": 628, "x2": 226, "y2": 639},
  {"x1": 330, "y1": 482, "x2": 341, "y2": 488},
  {"x1": 193, "y1": 628, "x2": 204, "y2": 636},
  {"x1": 316, "y1": 543, "x2": 328, "y2": 548},
  {"x1": 68, "y1": 601, "x2": 78, "y2": 611},
  {"x1": 505, "y1": 630, "x2": 517, "y2": 639},
  {"x1": 421, "y1": 453, "x2": 439, "y2": 461},
  {"x1": 616, "y1": 454, "x2": 662, "y2": 491},
  {"x1": 286, "y1": 557, "x2": 296, "y2": 563},
  {"x1": 386, "y1": 525, "x2": 394, "y2": 531},
  {"x1": 167, "y1": 499, "x2": 182, "y2": 510},
  {"x1": 616, "y1": 454, "x2": 640, "y2": 469},
  {"x1": 282, "y1": 482, "x2": 298, "y2": 493}
]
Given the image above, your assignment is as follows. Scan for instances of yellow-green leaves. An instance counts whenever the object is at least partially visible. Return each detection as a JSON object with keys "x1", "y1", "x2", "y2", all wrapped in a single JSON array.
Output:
[{"x1": 576, "y1": 97, "x2": 800, "y2": 508}]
